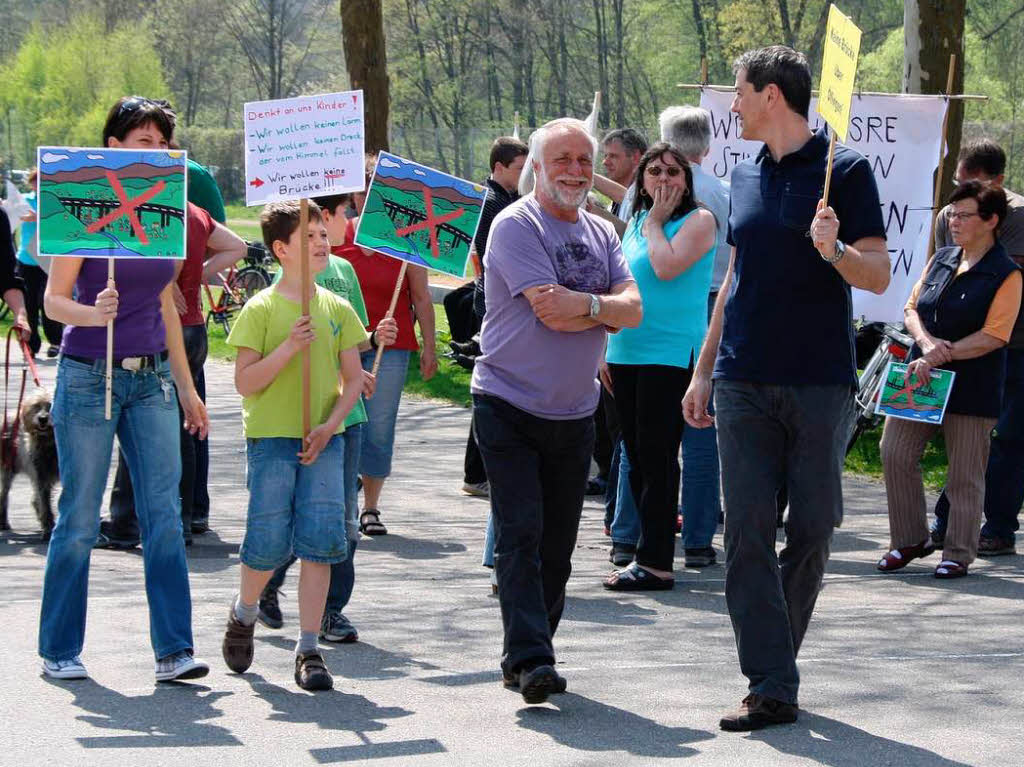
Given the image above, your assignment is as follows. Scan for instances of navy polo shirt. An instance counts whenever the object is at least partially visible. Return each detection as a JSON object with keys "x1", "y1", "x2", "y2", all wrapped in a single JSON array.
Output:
[{"x1": 714, "y1": 128, "x2": 886, "y2": 387}]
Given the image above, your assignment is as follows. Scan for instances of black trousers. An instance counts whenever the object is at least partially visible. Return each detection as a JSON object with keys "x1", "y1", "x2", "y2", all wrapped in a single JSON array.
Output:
[
  {"x1": 463, "y1": 408, "x2": 487, "y2": 484},
  {"x1": 473, "y1": 394, "x2": 594, "y2": 674},
  {"x1": 608, "y1": 363, "x2": 691, "y2": 571},
  {"x1": 109, "y1": 325, "x2": 208, "y2": 537},
  {"x1": 15, "y1": 262, "x2": 63, "y2": 354}
]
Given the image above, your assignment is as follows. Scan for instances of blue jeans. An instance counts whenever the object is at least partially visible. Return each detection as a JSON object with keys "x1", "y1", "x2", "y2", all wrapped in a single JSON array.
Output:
[
  {"x1": 610, "y1": 442, "x2": 641, "y2": 546},
  {"x1": 268, "y1": 423, "x2": 363, "y2": 612},
  {"x1": 933, "y1": 348, "x2": 1024, "y2": 542},
  {"x1": 681, "y1": 418, "x2": 721, "y2": 548},
  {"x1": 359, "y1": 349, "x2": 411, "y2": 478},
  {"x1": 241, "y1": 435, "x2": 347, "y2": 568},
  {"x1": 39, "y1": 356, "x2": 193, "y2": 662},
  {"x1": 681, "y1": 290, "x2": 721, "y2": 548}
]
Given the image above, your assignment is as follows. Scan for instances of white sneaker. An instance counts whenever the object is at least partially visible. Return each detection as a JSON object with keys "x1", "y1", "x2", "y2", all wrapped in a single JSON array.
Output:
[
  {"x1": 42, "y1": 656, "x2": 88, "y2": 680},
  {"x1": 462, "y1": 481, "x2": 490, "y2": 498},
  {"x1": 155, "y1": 651, "x2": 210, "y2": 682}
]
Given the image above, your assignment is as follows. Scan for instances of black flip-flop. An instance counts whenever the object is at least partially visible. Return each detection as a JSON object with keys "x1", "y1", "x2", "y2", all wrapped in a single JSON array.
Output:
[
  {"x1": 603, "y1": 562, "x2": 674, "y2": 591},
  {"x1": 359, "y1": 509, "x2": 387, "y2": 536}
]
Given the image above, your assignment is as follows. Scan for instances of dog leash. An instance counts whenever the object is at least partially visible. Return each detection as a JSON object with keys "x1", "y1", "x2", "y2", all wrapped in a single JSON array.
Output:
[{"x1": 2, "y1": 328, "x2": 29, "y2": 472}]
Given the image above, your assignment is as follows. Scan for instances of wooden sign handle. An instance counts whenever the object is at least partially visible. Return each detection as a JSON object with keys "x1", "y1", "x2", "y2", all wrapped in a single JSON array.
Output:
[
  {"x1": 926, "y1": 54, "x2": 958, "y2": 263},
  {"x1": 300, "y1": 198, "x2": 312, "y2": 438},
  {"x1": 105, "y1": 258, "x2": 114, "y2": 421},
  {"x1": 822, "y1": 130, "x2": 837, "y2": 207},
  {"x1": 372, "y1": 261, "x2": 408, "y2": 377}
]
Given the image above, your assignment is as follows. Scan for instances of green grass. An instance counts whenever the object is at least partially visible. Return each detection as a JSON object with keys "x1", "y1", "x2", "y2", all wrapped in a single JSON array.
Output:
[
  {"x1": 844, "y1": 424, "x2": 951, "y2": 488},
  {"x1": 223, "y1": 203, "x2": 263, "y2": 243},
  {"x1": 224, "y1": 204, "x2": 261, "y2": 221},
  {"x1": 204, "y1": 302, "x2": 471, "y2": 406}
]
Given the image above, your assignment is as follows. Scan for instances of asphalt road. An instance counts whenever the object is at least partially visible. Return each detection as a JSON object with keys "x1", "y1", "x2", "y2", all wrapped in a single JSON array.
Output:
[{"x1": 1, "y1": 354, "x2": 1022, "y2": 766}]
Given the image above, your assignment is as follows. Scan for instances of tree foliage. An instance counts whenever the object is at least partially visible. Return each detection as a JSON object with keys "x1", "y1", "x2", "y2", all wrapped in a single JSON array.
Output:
[{"x1": 1, "y1": 0, "x2": 1022, "y2": 199}]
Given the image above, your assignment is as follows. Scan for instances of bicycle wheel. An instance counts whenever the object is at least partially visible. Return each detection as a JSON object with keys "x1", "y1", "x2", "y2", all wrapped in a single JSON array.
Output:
[{"x1": 230, "y1": 267, "x2": 270, "y2": 304}]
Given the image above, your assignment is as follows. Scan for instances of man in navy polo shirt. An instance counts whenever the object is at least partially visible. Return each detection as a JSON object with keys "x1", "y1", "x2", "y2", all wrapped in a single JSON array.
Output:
[{"x1": 683, "y1": 45, "x2": 890, "y2": 731}]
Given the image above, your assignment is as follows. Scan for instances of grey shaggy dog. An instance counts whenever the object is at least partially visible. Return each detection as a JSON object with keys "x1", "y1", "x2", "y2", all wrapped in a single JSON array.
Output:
[{"x1": 0, "y1": 390, "x2": 59, "y2": 540}]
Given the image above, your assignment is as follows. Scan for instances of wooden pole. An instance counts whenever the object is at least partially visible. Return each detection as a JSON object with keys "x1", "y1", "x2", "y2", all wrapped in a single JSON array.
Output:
[
  {"x1": 105, "y1": 258, "x2": 114, "y2": 420},
  {"x1": 822, "y1": 130, "x2": 838, "y2": 206},
  {"x1": 371, "y1": 261, "x2": 407, "y2": 376},
  {"x1": 700, "y1": 57, "x2": 709, "y2": 85},
  {"x1": 926, "y1": 54, "x2": 958, "y2": 262},
  {"x1": 299, "y1": 198, "x2": 311, "y2": 437}
]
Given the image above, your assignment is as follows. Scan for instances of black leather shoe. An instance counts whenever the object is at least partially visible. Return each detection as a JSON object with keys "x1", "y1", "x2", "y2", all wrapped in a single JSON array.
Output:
[
  {"x1": 517, "y1": 665, "x2": 561, "y2": 704},
  {"x1": 720, "y1": 694, "x2": 798, "y2": 731},
  {"x1": 503, "y1": 667, "x2": 567, "y2": 695}
]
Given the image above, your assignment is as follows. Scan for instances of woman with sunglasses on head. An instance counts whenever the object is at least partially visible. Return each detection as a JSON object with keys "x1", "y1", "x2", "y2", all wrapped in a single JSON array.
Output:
[
  {"x1": 878, "y1": 181, "x2": 1021, "y2": 579},
  {"x1": 38, "y1": 96, "x2": 211, "y2": 682},
  {"x1": 602, "y1": 142, "x2": 718, "y2": 591}
]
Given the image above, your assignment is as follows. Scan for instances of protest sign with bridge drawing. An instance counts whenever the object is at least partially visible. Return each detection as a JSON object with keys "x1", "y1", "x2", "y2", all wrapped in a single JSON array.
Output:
[
  {"x1": 354, "y1": 152, "x2": 487, "y2": 278},
  {"x1": 36, "y1": 147, "x2": 187, "y2": 260}
]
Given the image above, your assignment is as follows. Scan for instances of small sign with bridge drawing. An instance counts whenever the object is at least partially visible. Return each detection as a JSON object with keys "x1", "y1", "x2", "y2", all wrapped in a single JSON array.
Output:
[
  {"x1": 875, "y1": 361, "x2": 956, "y2": 424},
  {"x1": 36, "y1": 147, "x2": 187, "y2": 259},
  {"x1": 354, "y1": 152, "x2": 487, "y2": 278}
]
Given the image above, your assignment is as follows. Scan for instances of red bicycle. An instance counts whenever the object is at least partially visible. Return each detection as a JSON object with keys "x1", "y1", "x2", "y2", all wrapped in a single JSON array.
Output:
[{"x1": 204, "y1": 241, "x2": 273, "y2": 334}]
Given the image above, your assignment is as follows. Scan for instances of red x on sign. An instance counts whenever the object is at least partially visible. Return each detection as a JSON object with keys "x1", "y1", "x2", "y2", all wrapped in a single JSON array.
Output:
[
  {"x1": 890, "y1": 375, "x2": 921, "y2": 407},
  {"x1": 393, "y1": 187, "x2": 464, "y2": 259},
  {"x1": 85, "y1": 170, "x2": 166, "y2": 246}
]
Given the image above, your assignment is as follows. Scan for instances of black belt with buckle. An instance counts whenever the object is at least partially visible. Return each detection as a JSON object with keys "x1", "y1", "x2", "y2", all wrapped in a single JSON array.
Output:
[{"x1": 64, "y1": 349, "x2": 169, "y2": 371}]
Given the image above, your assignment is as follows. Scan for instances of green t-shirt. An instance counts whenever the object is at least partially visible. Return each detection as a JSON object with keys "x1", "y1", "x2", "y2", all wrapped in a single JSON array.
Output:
[
  {"x1": 187, "y1": 160, "x2": 227, "y2": 223},
  {"x1": 272, "y1": 255, "x2": 369, "y2": 427},
  {"x1": 227, "y1": 285, "x2": 368, "y2": 438}
]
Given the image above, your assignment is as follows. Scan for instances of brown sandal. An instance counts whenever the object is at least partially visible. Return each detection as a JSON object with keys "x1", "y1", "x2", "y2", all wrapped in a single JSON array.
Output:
[
  {"x1": 877, "y1": 540, "x2": 935, "y2": 572},
  {"x1": 221, "y1": 609, "x2": 255, "y2": 673},
  {"x1": 934, "y1": 560, "x2": 968, "y2": 579}
]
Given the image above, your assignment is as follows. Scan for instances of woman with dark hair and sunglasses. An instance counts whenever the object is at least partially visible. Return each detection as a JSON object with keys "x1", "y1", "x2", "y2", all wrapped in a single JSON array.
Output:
[
  {"x1": 878, "y1": 181, "x2": 1021, "y2": 578},
  {"x1": 602, "y1": 141, "x2": 718, "y2": 590},
  {"x1": 38, "y1": 96, "x2": 211, "y2": 681}
]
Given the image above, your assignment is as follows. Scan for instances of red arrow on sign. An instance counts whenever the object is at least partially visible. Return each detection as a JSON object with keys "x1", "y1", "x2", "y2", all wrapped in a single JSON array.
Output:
[{"x1": 249, "y1": 177, "x2": 265, "y2": 188}]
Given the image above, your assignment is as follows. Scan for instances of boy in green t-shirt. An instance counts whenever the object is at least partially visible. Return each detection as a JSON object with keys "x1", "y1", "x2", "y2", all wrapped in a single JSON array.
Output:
[
  {"x1": 259, "y1": 193, "x2": 397, "y2": 644},
  {"x1": 222, "y1": 200, "x2": 367, "y2": 691}
]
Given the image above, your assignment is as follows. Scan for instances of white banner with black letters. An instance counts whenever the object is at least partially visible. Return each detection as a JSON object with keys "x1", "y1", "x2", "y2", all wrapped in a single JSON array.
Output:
[{"x1": 698, "y1": 89, "x2": 948, "y2": 323}]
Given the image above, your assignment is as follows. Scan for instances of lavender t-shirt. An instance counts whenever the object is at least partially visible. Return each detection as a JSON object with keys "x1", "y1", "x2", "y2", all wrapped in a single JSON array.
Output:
[
  {"x1": 62, "y1": 258, "x2": 176, "y2": 358},
  {"x1": 471, "y1": 195, "x2": 633, "y2": 419}
]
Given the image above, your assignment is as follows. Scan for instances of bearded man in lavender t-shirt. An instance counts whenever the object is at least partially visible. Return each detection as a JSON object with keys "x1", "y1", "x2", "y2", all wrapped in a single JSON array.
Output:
[{"x1": 470, "y1": 118, "x2": 642, "y2": 704}]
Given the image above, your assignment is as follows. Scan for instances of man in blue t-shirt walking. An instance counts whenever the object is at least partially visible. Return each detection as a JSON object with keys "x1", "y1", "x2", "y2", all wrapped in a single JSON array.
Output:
[{"x1": 683, "y1": 45, "x2": 890, "y2": 731}]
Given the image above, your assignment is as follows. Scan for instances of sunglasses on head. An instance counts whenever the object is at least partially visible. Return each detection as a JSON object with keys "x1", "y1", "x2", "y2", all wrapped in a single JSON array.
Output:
[
  {"x1": 119, "y1": 96, "x2": 176, "y2": 123},
  {"x1": 645, "y1": 165, "x2": 682, "y2": 177}
]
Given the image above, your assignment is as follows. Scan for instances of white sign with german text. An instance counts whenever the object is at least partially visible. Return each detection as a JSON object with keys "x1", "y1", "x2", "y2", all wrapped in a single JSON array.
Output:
[
  {"x1": 243, "y1": 90, "x2": 366, "y2": 206},
  {"x1": 698, "y1": 89, "x2": 948, "y2": 323}
]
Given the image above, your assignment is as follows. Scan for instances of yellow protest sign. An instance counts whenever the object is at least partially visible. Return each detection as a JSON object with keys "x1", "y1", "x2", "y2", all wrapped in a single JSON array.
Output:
[{"x1": 817, "y1": 4, "x2": 862, "y2": 142}]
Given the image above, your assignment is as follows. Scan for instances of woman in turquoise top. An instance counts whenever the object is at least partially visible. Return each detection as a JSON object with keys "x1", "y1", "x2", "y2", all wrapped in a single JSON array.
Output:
[{"x1": 603, "y1": 142, "x2": 717, "y2": 590}]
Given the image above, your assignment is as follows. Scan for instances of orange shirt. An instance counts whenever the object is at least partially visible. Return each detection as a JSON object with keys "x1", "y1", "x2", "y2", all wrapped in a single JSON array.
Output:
[{"x1": 906, "y1": 261, "x2": 1022, "y2": 343}]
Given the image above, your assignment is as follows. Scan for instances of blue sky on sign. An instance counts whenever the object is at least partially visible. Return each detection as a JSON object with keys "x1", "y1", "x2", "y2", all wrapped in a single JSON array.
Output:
[
  {"x1": 37, "y1": 147, "x2": 186, "y2": 174},
  {"x1": 374, "y1": 152, "x2": 485, "y2": 201}
]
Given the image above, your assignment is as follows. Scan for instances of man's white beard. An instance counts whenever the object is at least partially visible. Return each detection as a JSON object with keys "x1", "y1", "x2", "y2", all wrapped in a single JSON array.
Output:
[{"x1": 538, "y1": 169, "x2": 591, "y2": 209}]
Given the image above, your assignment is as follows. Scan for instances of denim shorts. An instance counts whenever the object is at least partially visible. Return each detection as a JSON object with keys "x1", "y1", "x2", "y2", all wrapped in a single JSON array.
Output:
[
  {"x1": 359, "y1": 348, "x2": 411, "y2": 478},
  {"x1": 240, "y1": 435, "x2": 347, "y2": 568}
]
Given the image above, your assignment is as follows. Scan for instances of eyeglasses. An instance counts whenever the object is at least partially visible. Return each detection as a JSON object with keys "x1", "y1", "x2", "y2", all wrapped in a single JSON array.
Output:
[
  {"x1": 948, "y1": 212, "x2": 980, "y2": 222},
  {"x1": 645, "y1": 165, "x2": 682, "y2": 177}
]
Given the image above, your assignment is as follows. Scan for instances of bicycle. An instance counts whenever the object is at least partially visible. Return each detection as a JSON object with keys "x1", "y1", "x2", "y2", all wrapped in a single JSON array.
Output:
[
  {"x1": 204, "y1": 241, "x2": 274, "y2": 335},
  {"x1": 847, "y1": 322, "x2": 913, "y2": 453}
]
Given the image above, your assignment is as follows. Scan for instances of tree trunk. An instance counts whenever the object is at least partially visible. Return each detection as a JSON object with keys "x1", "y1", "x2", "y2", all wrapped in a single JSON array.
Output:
[
  {"x1": 340, "y1": 0, "x2": 390, "y2": 152},
  {"x1": 903, "y1": 0, "x2": 965, "y2": 204}
]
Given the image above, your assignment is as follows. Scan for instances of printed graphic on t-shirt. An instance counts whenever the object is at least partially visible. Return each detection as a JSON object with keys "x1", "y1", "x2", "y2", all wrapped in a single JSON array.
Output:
[{"x1": 553, "y1": 241, "x2": 609, "y2": 293}]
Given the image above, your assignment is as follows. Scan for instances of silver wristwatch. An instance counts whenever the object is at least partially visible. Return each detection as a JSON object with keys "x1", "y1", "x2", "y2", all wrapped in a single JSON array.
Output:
[
  {"x1": 822, "y1": 239, "x2": 846, "y2": 264},
  {"x1": 588, "y1": 293, "x2": 601, "y2": 318}
]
